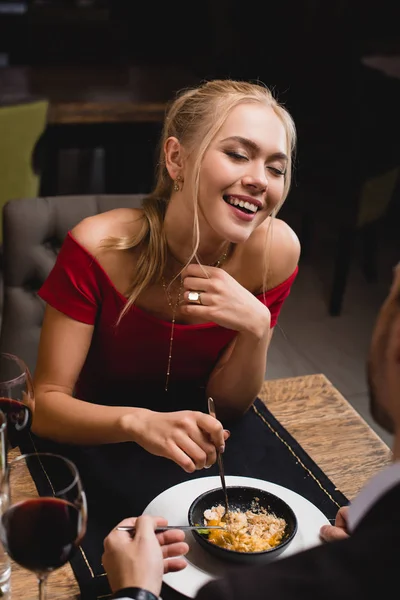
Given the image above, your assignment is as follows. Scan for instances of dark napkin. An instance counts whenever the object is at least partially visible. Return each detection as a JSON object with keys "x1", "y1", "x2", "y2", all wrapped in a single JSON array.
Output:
[{"x1": 20, "y1": 397, "x2": 348, "y2": 600}]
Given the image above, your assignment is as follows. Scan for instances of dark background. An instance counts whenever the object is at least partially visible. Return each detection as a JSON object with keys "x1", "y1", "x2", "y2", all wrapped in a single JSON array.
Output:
[
  {"x1": 2, "y1": 0, "x2": 399, "y2": 192},
  {"x1": 1, "y1": 0, "x2": 399, "y2": 314}
]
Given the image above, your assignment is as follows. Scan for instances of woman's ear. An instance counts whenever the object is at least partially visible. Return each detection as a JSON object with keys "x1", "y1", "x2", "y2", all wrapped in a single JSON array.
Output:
[{"x1": 164, "y1": 136, "x2": 185, "y2": 180}]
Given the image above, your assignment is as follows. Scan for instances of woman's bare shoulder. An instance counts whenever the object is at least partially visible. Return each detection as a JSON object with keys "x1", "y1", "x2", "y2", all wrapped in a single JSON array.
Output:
[
  {"x1": 267, "y1": 218, "x2": 301, "y2": 286},
  {"x1": 70, "y1": 208, "x2": 145, "y2": 256},
  {"x1": 242, "y1": 217, "x2": 300, "y2": 290}
]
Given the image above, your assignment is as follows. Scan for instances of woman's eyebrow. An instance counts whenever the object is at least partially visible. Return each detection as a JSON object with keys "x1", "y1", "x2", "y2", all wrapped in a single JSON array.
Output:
[{"x1": 221, "y1": 136, "x2": 288, "y2": 161}]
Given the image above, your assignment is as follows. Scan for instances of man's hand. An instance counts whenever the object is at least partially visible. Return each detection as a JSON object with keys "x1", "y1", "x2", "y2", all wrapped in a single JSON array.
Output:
[
  {"x1": 102, "y1": 515, "x2": 189, "y2": 597},
  {"x1": 319, "y1": 506, "x2": 350, "y2": 542}
]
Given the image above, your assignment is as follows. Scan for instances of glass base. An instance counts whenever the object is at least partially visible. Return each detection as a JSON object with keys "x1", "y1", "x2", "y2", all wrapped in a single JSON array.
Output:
[
  {"x1": 0, "y1": 562, "x2": 11, "y2": 598},
  {"x1": 0, "y1": 571, "x2": 11, "y2": 598}
]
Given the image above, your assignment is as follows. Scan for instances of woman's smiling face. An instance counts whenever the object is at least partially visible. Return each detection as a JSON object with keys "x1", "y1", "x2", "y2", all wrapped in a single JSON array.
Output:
[{"x1": 195, "y1": 102, "x2": 288, "y2": 244}]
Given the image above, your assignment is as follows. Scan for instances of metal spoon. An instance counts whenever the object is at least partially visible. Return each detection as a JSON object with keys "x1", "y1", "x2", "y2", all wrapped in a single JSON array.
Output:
[
  {"x1": 207, "y1": 396, "x2": 230, "y2": 518},
  {"x1": 117, "y1": 525, "x2": 225, "y2": 533}
]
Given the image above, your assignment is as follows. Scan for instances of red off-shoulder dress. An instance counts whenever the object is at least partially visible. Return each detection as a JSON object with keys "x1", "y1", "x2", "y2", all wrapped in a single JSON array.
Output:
[{"x1": 38, "y1": 233, "x2": 298, "y2": 410}]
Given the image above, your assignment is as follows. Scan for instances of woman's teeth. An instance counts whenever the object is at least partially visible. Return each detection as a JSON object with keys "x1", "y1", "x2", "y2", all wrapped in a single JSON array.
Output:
[{"x1": 224, "y1": 196, "x2": 258, "y2": 213}]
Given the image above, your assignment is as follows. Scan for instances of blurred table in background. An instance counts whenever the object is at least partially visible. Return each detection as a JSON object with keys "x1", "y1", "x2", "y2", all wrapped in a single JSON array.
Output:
[
  {"x1": 8, "y1": 373, "x2": 391, "y2": 599},
  {"x1": 0, "y1": 65, "x2": 199, "y2": 195},
  {"x1": 362, "y1": 55, "x2": 400, "y2": 80},
  {"x1": 0, "y1": 65, "x2": 199, "y2": 124}
]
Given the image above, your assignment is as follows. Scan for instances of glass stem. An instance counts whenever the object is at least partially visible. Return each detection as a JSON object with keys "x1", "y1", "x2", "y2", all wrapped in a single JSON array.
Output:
[{"x1": 38, "y1": 575, "x2": 47, "y2": 600}]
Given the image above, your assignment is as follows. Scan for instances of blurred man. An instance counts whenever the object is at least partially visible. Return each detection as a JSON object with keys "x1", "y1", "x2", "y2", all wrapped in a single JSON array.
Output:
[{"x1": 102, "y1": 264, "x2": 400, "y2": 599}]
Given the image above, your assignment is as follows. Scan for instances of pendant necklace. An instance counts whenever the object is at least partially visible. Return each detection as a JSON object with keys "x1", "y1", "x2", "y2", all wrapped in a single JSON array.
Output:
[
  {"x1": 161, "y1": 245, "x2": 230, "y2": 392},
  {"x1": 161, "y1": 276, "x2": 184, "y2": 392}
]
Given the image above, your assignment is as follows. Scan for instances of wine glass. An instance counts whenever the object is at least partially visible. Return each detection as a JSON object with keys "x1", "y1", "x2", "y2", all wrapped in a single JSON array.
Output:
[
  {"x1": 0, "y1": 452, "x2": 87, "y2": 600},
  {"x1": 0, "y1": 353, "x2": 35, "y2": 451}
]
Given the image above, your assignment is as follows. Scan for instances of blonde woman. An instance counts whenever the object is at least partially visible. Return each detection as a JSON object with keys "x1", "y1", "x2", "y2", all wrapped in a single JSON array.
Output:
[{"x1": 33, "y1": 80, "x2": 300, "y2": 478}]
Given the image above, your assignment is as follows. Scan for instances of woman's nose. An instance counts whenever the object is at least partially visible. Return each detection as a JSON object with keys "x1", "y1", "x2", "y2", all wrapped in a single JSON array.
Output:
[{"x1": 242, "y1": 165, "x2": 268, "y2": 191}]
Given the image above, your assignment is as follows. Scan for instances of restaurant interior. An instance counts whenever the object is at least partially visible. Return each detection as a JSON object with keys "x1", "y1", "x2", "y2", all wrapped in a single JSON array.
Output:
[
  {"x1": 0, "y1": 1, "x2": 399, "y2": 598},
  {"x1": 0, "y1": 0, "x2": 399, "y2": 368}
]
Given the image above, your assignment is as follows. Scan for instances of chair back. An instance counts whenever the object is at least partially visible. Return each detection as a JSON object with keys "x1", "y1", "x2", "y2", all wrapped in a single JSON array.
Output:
[
  {"x1": 0, "y1": 194, "x2": 146, "y2": 375},
  {"x1": 0, "y1": 99, "x2": 49, "y2": 242},
  {"x1": 357, "y1": 166, "x2": 400, "y2": 227}
]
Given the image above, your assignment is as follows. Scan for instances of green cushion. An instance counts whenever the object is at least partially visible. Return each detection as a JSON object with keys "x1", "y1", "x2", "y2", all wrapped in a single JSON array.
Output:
[
  {"x1": 357, "y1": 165, "x2": 400, "y2": 227},
  {"x1": 0, "y1": 99, "x2": 49, "y2": 242}
]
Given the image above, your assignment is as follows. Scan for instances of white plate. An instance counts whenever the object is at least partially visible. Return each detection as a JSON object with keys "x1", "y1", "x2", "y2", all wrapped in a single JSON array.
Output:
[{"x1": 143, "y1": 475, "x2": 330, "y2": 599}]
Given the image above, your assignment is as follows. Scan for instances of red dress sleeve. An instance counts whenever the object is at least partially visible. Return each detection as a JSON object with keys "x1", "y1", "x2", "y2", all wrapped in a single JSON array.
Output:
[
  {"x1": 38, "y1": 233, "x2": 101, "y2": 325},
  {"x1": 257, "y1": 266, "x2": 298, "y2": 328}
]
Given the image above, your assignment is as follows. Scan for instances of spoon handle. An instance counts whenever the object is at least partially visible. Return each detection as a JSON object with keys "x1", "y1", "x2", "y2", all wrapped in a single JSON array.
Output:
[
  {"x1": 117, "y1": 525, "x2": 225, "y2": 533},
  {"x1": 208, "y1": 397, "x2": 230, "y2": 516}
]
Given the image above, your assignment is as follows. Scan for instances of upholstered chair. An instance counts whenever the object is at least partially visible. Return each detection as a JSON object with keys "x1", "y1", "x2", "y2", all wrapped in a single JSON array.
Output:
[{"x1": 0, "y1": 194, "x2": 145, "y2": 375}]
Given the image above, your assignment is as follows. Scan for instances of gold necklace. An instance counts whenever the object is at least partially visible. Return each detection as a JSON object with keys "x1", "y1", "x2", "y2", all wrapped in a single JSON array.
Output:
[
  {"x1": 211, "y1": 250, "x2": 228, "y2": 268},
  {"x1": 162, "y1": 276, "x2": 184, "y2": 392},
  {"x1": 161, "y1": 245, "x2": 230, "y2": 392}
]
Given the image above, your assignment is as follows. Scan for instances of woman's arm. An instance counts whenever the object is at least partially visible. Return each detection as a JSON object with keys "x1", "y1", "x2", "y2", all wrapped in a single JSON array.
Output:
[
  {"x1": 206, "y1": 324, "x2": 274, "y2": 419},
  {"x1": 33, "y1": 305, "x2": 226, "y2": 471},
  {"x1": 33, "y1": 304, "x2": 142, "y2": 444},
  {"x1": 181, "y1": 219, "x2": 300, "y2": 418}
]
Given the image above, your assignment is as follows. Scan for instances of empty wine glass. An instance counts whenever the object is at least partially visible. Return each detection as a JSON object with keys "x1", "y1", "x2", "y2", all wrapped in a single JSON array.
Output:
[
  {"x1": 0, "y1": 353, "x2": 35, "y2": 451},
  {"x1": 0, "y1": 452, "x2": 87, "y2": 600}
]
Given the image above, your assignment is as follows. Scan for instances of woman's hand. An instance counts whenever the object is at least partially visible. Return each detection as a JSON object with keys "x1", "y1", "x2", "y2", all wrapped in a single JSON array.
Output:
[
  {"x1": 181, "y1": 264, "x2": 271, "y2": 338},
  {"x1": 128, "y1": 409, "x2": 229, "y2": 473},
  {"x1": 102, "y1": 515, "x2": 189, "y2": 597},
  {"x1": 319, "y1": 506, "x2": 350, "y2": 542}
]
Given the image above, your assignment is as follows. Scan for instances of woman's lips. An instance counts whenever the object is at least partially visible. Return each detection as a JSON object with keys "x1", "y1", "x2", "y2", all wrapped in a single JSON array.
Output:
[
  {"x1": 223, "y1": 194, "x2": 261, "y2": 221},
  {"x1": 225, "y1": 201, "x2": 257, "y2": 222}
]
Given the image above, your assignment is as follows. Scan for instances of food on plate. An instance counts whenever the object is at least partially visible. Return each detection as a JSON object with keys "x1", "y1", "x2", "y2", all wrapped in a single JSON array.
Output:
[{"x1": 202, "y1": 500, "x2": 287, "y2": 552}]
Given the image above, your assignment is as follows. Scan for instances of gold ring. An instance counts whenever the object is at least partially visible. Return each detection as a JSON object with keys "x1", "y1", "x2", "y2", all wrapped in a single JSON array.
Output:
[{"x1": 188, "y1": 291, "x2": 202, "y2": 305}]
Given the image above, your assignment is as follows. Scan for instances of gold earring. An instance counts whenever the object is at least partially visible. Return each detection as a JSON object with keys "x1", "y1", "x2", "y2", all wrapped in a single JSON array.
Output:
[{"x1": 173, "y1": 175, "x2": 183, "y2": 192}]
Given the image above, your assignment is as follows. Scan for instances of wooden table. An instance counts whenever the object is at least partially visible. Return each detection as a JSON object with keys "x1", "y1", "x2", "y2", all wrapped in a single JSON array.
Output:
[{"x1": 8, "y1": 374, "x2": 392, "y2": 599}]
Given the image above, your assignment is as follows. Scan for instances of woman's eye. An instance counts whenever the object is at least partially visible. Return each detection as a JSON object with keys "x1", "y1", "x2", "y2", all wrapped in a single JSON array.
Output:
[
  {"x1": 226, "y1": 151, "x2": 248, "y2": 161},
  {"x1": 267, "y1": 166, "x2": 286, "y2": 176}
]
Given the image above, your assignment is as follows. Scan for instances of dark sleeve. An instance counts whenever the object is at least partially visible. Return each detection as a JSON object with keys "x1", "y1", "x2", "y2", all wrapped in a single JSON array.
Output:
[
  {"x1": 112, "y1": 587, "x2": 158, "y2": 600},
  {"x1": 194, "y1": 526, "x2": 383, "y2": 600},
  {"x1": 196, "y1": 577, "x2": 232, "y2": 600}
]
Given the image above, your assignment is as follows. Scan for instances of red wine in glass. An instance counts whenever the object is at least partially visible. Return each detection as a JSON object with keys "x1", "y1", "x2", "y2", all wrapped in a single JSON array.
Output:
[
  {"x1": 0, "y1": 453, "x2": 87, "y2": 600},
  {"x1": 1, "y1": 497, "x2": 82, "y2": 573},
  {"x1": 0, "y1": 353, "x2": 34, "y2": 450}
]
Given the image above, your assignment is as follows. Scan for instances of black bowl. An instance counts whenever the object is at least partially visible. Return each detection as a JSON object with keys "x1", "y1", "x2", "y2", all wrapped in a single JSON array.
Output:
[{"x1": 188, "y1": 485, "x2": 298, "y2": 564}]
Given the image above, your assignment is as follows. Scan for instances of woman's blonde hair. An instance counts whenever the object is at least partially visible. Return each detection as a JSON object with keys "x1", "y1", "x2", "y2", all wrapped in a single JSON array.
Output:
[{"x1": 106, "y1": 79, "x2": 296, "y2": 320}]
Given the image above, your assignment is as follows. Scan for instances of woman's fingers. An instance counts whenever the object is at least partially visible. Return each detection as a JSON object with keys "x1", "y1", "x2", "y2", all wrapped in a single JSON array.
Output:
[
  {"x1": 197, "y1": 413, "x2": 226, "y2": 452},
  {"x1": 176, "y1": 431, "x2": 217, "y2": 469},
  {"x1": 171, "y1": 412, "x2": 223, "y2": 469},
  {"x1": 143, "y1": 410, "x2": 227, "y2": 473},
  {"x1": 182, "y1": 275, "x2": 212, "y2": 292},
  {"x1": 167, "y1": 443, "x2": 197, "y2": 473},
  {"x1": 168, "y1": 435, "x2": 217, "y2": 472}
]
